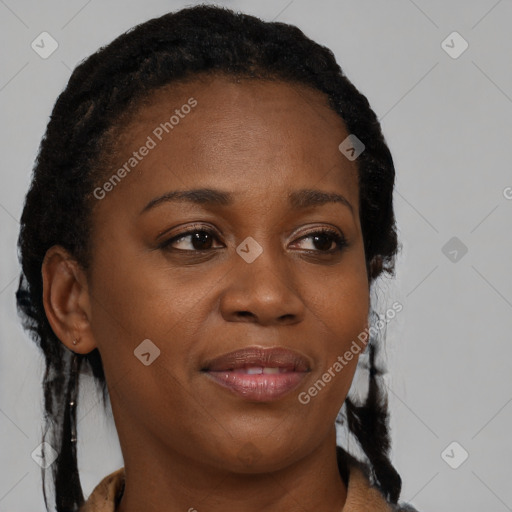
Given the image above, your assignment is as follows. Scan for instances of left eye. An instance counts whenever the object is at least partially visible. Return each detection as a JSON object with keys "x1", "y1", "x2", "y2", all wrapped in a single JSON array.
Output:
[{"x1": 294, "y1": 229, "x2": 347, "y2": 252}]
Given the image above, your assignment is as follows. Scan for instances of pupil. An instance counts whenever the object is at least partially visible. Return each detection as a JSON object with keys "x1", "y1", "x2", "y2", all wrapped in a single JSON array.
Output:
[
  {"x1": 313, "y1": 234, "x2": 332, "y2": 251},
  {"x1": 192, "y1": 232, "x2": 212, "y2": 250}
]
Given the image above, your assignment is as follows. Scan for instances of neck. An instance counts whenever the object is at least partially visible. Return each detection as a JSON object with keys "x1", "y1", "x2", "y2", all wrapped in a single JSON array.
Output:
[{"x1": 116, "y1": 427, "x2": 347, "y2": 512}]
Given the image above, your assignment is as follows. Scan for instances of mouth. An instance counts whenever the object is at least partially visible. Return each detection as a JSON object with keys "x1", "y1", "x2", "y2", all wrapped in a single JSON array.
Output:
[{"x1": 201, "y1": 346, "x2": 311, "y2": 402}]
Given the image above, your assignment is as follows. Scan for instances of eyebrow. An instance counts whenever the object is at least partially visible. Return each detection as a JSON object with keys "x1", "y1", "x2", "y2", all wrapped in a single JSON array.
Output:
[{"x1": 140, "y1": 187, "x2": 354, "y2": 215}]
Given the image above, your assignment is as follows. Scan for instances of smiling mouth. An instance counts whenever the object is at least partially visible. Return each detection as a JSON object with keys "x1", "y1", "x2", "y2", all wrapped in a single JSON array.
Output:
[{"x1": 201, "y1": 346, "x2": 311, "y2": 402}]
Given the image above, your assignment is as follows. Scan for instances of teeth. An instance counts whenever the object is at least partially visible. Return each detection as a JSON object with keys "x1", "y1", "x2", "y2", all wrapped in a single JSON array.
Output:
[
  {"x1": 246, "y1": 367, "x2": 263, "y2": 374},
  {"x1": 243, "y1": 367, "x2": 283, "y2": 374}
]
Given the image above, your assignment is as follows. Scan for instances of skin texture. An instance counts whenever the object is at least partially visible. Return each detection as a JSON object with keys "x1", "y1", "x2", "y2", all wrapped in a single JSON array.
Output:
[{"x1": 42, "y1": 75, "x2": 370, "y2": 511}]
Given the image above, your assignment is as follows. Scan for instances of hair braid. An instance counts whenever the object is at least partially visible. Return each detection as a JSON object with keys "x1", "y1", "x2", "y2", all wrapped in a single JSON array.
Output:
[{"x1": 345, "y1": 341, "x2": 402, "y2": 503}]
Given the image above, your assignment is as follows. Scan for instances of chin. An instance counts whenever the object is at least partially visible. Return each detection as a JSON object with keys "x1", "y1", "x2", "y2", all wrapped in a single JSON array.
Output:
[{"x1": 208, "y1": 437, "x2": 307, "y2": 474}]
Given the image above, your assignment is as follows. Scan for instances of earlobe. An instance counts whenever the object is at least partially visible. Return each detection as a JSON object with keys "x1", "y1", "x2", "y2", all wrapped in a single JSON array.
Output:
[{"x1": 41, "y1": 246, "x2": 97, "y2": 354}]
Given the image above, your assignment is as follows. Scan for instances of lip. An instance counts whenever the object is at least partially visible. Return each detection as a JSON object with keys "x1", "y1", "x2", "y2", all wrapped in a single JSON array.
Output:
[{"x1": 201, "y1": 346, "x2": 311, "y2": 402}]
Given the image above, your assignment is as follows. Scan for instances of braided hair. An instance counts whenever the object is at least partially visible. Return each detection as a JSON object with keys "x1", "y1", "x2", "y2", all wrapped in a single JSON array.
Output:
[{"x1": 16, "y1": 5, "x2": 401, "y2": 511}]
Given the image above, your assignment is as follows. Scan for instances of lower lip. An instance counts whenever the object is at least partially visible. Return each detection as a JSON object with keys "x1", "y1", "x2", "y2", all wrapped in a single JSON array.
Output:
[{"x1": 204, "y1": 370, "x2": 308, "y2": 402}]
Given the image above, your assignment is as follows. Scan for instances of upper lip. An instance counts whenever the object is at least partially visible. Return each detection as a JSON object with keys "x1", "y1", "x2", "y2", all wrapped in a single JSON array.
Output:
[{"x1": 202, "y1": 346, "x2": 311, "y2": 372}]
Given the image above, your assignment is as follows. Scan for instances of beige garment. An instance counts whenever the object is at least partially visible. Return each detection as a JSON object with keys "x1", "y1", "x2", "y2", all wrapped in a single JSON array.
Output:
[{"x1": 79, "y1": 464, "x2": 395, "y2": 512}]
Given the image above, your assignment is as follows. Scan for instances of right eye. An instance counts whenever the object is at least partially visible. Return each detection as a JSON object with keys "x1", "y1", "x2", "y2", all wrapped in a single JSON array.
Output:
[{"x1": 159, "y1": 226, "x2": 224, "y2": 252}]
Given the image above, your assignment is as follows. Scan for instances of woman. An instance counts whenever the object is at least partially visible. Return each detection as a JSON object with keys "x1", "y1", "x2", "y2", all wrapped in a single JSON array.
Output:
[{"x1": 16, "y1": 5, "x2": 418, "y2": 511}]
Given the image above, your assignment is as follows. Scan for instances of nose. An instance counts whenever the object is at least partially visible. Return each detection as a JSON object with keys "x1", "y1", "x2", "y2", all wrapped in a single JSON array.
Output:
[{"x1": 219, "y1": 248, "x2": 306, "y2": 326}]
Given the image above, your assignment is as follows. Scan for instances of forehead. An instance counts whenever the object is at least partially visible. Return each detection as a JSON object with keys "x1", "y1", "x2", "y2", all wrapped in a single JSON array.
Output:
[{"x1": 96, "y1": 74, "x2": 359, "y2": 213}]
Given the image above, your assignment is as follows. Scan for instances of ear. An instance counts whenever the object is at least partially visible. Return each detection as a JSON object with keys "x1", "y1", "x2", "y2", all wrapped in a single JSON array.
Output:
[{"x1": 41, "y1": 245, "x2": 97, "y2": 354}]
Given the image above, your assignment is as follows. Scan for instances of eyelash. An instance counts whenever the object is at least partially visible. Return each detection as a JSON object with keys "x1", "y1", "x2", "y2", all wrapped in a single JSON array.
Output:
[{"x1": 158, "y1": 225, "x2": 347, "y2": 254}]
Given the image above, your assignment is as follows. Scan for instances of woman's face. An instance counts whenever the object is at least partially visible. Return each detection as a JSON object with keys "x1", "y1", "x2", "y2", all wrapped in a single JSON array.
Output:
[{"x1": 84, "y1": 75, "x2": 369, "y2": 472}]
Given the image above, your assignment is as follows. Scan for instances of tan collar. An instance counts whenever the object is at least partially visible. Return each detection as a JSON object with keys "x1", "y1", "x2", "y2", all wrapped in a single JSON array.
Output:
[
  {"x1": 343, "y1": 465, "x2": 395, "y2": 512},
  {"x1": 79, "y1": 464, "x2": 394, "y2": 512},
  {"x1": 79, "y1": 467, "x2": 125, "y2": 512}
]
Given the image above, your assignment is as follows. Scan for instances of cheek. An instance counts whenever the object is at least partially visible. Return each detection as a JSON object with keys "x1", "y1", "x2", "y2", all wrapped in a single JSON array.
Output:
[
  {"x1": 306, "y1": 257, "x2": 369, "y2": 345},
  {"x1": 301, "y1": 255, "x2": 369, "y2": 405},
  {"x1": 88, "y1": 260, "x2": 210, "y2": 442},
  {"x1": 297, "y1": 281, "x2": 367, "y2": 423},
  {"x1": 88, "y1": 246, "x2": 219, "y2": 386}
]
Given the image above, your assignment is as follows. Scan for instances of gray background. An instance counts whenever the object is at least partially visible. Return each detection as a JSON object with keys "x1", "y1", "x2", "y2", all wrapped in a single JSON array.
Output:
[{"x1": 1, "y1": 1, "x2": 511, "y2": 510}]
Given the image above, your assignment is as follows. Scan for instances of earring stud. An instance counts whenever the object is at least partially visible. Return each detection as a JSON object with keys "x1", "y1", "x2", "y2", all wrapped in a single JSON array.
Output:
[{"x1": 72, "y1": 339, "x2": 78, "y2": 346}]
